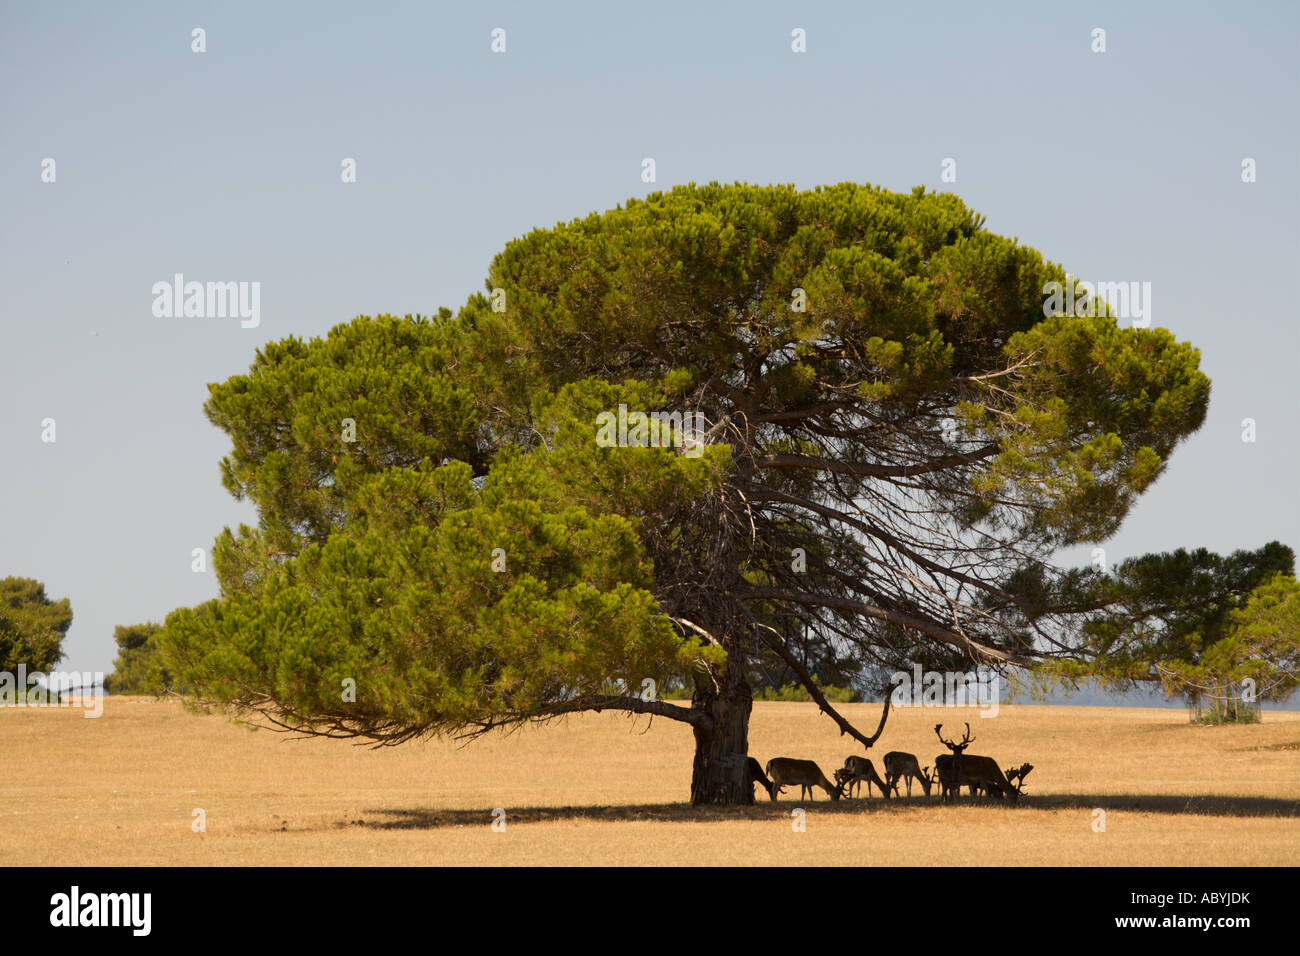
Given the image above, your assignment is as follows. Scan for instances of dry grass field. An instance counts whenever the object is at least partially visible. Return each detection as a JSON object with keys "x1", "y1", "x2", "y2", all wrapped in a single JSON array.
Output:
[{"x1": 2, "y1": 697, "x2": 1297, "y2": 865}]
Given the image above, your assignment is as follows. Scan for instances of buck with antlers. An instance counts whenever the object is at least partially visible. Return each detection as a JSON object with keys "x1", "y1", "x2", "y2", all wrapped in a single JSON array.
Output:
[
  {"x1": 933, "y1": 722, "x2": 974, "y2": 801},
  {"x1": 834, "y1": 755, "x2": 891, "y2": 799},
  {"x1": 765, "y1": 758, "x2": 843, "y2": 801},
  {"x1": 883, "y1": 751, "x2": 931, "y2": 797},
  {"x1": 1004, "y1": 762, "x2": 1034, "y2": 796},
  {"x1": 746, "y1": 756, "x2": 775, "y2": 800},
  {"x1": 923, "y1": 765, "x2": 940, "y2": 796},
  {"x1": 933, "y1": 723, "x2": 1019, "y2": 803}
]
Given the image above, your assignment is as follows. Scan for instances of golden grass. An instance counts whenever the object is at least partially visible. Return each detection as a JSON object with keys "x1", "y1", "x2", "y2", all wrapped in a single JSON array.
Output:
[{"x1": 2, "y1": 697, "x2": 1297, "y2": 865}]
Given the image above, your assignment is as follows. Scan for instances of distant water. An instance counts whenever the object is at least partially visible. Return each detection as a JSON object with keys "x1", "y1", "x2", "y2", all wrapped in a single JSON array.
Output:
[
  {"x1": 64, "y1": 681, "x2": 1300, "y2": 711},
  {"x1": 1001, "y1": 679, "x2": 1300, "y2": 710}
]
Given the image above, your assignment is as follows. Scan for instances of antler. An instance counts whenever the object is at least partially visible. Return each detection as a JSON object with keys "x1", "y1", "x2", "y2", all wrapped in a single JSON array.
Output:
[
  {"x1": 934, "y1": 722, "x2": 975, "y2": 752},
  {"x1": 1004, "y1": 762, "x2": 1034, "y2": 794}
]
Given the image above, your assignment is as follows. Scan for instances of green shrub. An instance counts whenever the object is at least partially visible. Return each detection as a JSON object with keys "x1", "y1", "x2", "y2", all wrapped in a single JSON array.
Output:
[{"x1": 753, "y1": 679, "x2": 856, "y2": 703}]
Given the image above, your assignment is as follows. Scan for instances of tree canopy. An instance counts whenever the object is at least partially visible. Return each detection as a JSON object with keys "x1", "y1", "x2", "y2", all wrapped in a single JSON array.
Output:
[
  {"x1": 0, "y1": 576, "x2": 72, "y2": 674},
  {"x1": 1202, "y1": 575, "x2": 1300, "y2": 714},
  {"x1": 105, "y1": 622, "x2": 173, "y2": 696},
  {"x1": 161, "y1": 181, "x2": 1285, "y2": 803}
]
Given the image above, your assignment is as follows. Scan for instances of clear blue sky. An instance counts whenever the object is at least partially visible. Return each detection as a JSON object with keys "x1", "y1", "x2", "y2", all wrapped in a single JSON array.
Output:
[{"x1": 2, "y1": 1, "x2": 1297, "y2": 688}]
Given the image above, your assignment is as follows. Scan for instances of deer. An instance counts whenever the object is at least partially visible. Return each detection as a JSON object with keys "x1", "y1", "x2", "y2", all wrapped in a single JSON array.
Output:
[
  {"x1": 746, "y1": 756, "x2": 775, "y2": 800},
  {"x1": 883, "y1": 751, "x2": 931, "y2": 797},
  {"x1": 933, "y1": 723, "x2": 1019, "y2": 803},
  {"x1": 953, "y1": 756, "x2": 1018, "y2": 801},
  {"x1": 933, "y1": 721, "x2": 975, "y2": 801},
  {"x1": 834, "y1": 755, "x2": 891, "y2": 799},
  {"x1": 923, "y1": 765, "x2": 941, "y2": 796},
  {"x1": 1004, "y1": 762, "x2": 1034, "y2": 796},
  {"x1": 765, "y1": 757, "x2": 843, "y2": 801}
]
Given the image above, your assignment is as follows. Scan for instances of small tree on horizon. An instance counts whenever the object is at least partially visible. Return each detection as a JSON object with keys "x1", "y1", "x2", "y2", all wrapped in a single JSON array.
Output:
[
  {"x1": 105, "y1": 622, "x2": 174, "y2": 696},
  {"x1": 161, "y1": 181, "x2": 1290, "y2": 803}
]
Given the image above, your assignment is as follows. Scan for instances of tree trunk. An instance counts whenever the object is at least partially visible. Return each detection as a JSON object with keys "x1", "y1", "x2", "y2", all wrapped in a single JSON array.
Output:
[{"x1": 689, "y1": 658, "x2": 753, "y2": 805}]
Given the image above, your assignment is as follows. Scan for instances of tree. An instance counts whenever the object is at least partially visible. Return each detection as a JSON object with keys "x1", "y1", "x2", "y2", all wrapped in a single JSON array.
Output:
[
  {"x1": 165, "y1": 181, "x2": 1268, "y2": 804},
  {"x1": 1168, "y1": 573, "x2": 1300, "y2": 722},
  {"x1": 0, "y1": 577, "x2": 73, "y2": 673},
  {"x1": 105, "y1": 622, "x2": 174, "y2": 696},
  {"x1": 1002, "y1": 543, "x2": 1297, "y2": 719}
]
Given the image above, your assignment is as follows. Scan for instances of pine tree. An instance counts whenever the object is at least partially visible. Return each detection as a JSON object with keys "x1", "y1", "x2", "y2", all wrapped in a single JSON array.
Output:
[{"x1": 162, "y1": 182, "x2": 1283, "y2": 803}]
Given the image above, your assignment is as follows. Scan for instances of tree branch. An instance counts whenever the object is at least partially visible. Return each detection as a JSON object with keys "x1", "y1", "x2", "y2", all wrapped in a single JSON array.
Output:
[
  {"x1": 750, "y1": 617, "x2": 894, "y2": 752},
  {"x1": 755, "y1": 445, "x2": 1000, "y2": 479},
  {"x1": 739, "y1": 585, "x2": 1040, "y2": 666}
]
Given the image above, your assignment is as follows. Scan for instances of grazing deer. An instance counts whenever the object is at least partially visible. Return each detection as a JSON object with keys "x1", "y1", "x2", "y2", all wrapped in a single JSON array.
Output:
[
  {"x1": 883, "y1": 751, "x2": 931, "y2": 797},
  {"x1": 765, "y1": 757, "x2": 843, "y2": 801},
  {"x1": 1004, "y1": 762, "x2": 1033, "y2": 795},
  {"x1": 923, "y1": 765, "x2": 940, "y2": 796},
  {"x1": 746, "y1": 756, "x2": 775, "y2": 800},
  {"x1": 834, "y1": 755, "x2": 890, "y2": 799},
  {"x1": 938, "y1": 754, "x2": 1018, "y2": 801},
  {"x1": 934, "y1": 723, "x2": 1019, "y2": 803}
]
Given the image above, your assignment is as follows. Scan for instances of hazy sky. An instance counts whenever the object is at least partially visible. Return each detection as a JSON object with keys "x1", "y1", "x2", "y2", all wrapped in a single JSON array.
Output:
[{"x1": 2, "y1": 1, "x2": 1297, "y2": 684}]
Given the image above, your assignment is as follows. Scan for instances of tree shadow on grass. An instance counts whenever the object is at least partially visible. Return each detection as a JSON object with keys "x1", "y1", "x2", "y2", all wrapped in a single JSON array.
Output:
[
  {"x1": 346, "y1": 792, "x2": 1300, "y2": 830},
  {"x1": 1015, "y1": 793, "x2": 1300, "y2": 817}
]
